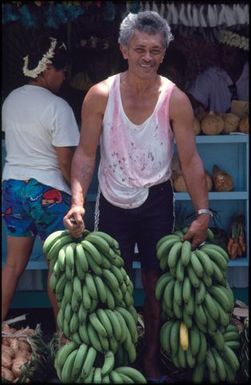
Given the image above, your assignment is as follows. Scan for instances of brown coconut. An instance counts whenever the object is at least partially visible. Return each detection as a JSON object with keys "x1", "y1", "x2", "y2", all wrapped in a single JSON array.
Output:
[
  {"x1": 222, "y1": 113, "x2": 240, "y2": 133},
  {"x1": 239, "y1": 115, "x2": 249, "y2": 133},
  {"x1": 201, "y1": 111, "x2": 224, "y2": 135}
]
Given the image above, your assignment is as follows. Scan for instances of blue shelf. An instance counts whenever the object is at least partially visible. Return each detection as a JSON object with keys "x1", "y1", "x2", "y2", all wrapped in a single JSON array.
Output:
[
  {"x1": 195, "y1": 134, "x2": 249, "y2": 144},
  {"x1": 175, "y1": 191, "x2": 248, "y2": 200},
  {"x1": 228, "y1": 257, "x2": 249, "y2": 267}
]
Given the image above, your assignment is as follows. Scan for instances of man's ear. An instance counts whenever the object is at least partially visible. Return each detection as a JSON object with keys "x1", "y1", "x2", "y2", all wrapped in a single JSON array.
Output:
[{"x1": 120, "y1": 44, "x2": 128, "y2": 60}]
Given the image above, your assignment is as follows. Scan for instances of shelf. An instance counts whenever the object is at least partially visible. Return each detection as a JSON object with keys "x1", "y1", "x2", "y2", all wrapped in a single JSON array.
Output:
[
  {"x1": 228, "y1": 257, "x2": 249, "y2": 267},
  {"x1": 175, "y1": 191, "x2": 248, "y2": 200},
  {"x1": 195, "y1": 134, "x2": 249, "y2": 144}
]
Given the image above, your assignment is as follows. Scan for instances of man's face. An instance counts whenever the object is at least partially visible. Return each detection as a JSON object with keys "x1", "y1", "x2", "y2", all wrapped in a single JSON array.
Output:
[{"x1": 120, "y1": 30, "x2": 166, "y2": 79}]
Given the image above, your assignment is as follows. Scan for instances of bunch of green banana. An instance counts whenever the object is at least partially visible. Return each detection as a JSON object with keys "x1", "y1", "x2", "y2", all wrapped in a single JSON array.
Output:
[
  {"x1": 156, "y1": 231, "x2": 240, "y2": 383},
  {"x1": 44, "y1": 229, "x2": 145, "y2": 383},
  {"x1": 193, "y1": 323, "x2": 240, "y2": 383},
  {"x1": 160, "y1": 321, "x2": 207, "y2": 369}
]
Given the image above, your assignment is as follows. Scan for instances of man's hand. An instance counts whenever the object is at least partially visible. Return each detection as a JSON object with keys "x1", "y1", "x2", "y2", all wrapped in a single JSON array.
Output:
[
  {"x1": 183, "y1": 215, "x2": 210, "y2": 249},
  {"x1": 64, "y1": 206, "x2": 85, "y2": 239}
]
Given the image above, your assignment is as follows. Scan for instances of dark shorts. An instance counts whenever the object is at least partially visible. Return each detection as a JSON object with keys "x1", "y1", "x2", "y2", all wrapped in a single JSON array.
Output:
[
  {"x1": 2, "y1": 179, "x2": 71, "y2": 241},
  {"x1": 97, "y1": 180, "x2": 174, "y2": 274}
]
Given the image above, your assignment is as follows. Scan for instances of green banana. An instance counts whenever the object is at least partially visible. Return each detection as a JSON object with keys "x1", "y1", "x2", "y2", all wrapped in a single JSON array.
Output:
[
  {"x1": 155, "y1": 273, "x2": 173, "y2": 301},
  {"x1": 43, "y1": 229, "x2": 71, "y2": 256},
  {"x1": 60, "y1": 348, "x2": 78, "y2": 383},
  {"x1": 56, "y1": 341, "x2": 78, "y2": 372},
  {"x1": 85, "y1": 272, "x2": 98, "y2": 300},
  {"x1": 173, "y1": 279, "x2": 183, "y2": 306},
  {"x1": 187, "y1": 264, "x2": 200, "y2": 288},
  {"x1": 115, "y1": 366, "x2": 147, "y2": 383},
  {"x1": 87, "y1": 322, "x2": 103, "y2": 352},
  {"x1": 181, "y1": 240, "x2": 192, "y2": 266},
  {"x1": 103, "y1": 268, "x2": 120, "y2": 291},
  {"x1": 71, "y1": 343, "x2": 89, "y2": 380},
  {"x1": 156, "y1": 235, "x2": 180, "y2": 260},
  {"x1": 190, "y1": 326, "x2": 201, "y2": 357},
  {"x1": 93, "y1": 275, "x2": 107, "y2": 304},
  {"x1": 212, "y1": 347, "x2": 227, "y2": 381},
  {"x1": 190, "y1": 251, "x2": 204, "y2": 278},
  {"x1": 81, "y1": 239, "x2": 102, "y2": 265},
  {"x1": 116, "y1": 306, "x2": 138, "y2": 344},
  {"x1": 201, "y1": 245, "x2": 228, "y2": 270},
  {"x1": 160, "y1": 320, "x2": 173, "y2": 353},
  {"x1": 167, "y1": 241, "x2": 182, "y2": 269},
  {"x1": 208, "y1": 285, "x2": 232, "y2": 312},
  {"x1": 204, "y1": 292, "x2": 219, "y2": 321},
  {"x1": 163, "y1": 278, "x2": 175, "y2": 310},
  {"x1": 195, "y1": 281, "x2": 207, "y2": 305},
  {"x1": 85, "y1": 232, "x2": 111, "y2": 255},
  {"x1": 89, "y1": 312, "x2": 108, "y2": 338},
  {"x1": 195, "y1": 248, "x2": 214, "y2": 276},
  {"x1": 222, "y1": 345, "x2": 239, "y2": 371},
  {"x1": 105, "y1": 285, "x2": 116, "y2": 309},
  {"x1": 192, "y1": 362, "x2": 205, "y2": 383},
  {"x1": 84, "y1": 248, "x2": 103, "y2": 275},
  {"x1": 75, "y1": 243, "x2": 89, "y2": 273},
  {"x1": 96, "y1": 308, "x2": 113, "y2": 338},
  {"x1": 80, "y1": 346, "x2": 97, "y2": 379},
  {"x1": 93, "y1": 231, "x2": 119, "y2": 249},
  {"x1": 175, "y1": 258, "x2": 185, "y2": 282},
  {"x1": 182, "y1": 276, "x2": 191, "y2": 304},
  {"x1": 170, "y1": 321, "x2": 180, "y2": 355},
  {"x1": 105, "y1": 308, "x2": 123, "y2": 342}
]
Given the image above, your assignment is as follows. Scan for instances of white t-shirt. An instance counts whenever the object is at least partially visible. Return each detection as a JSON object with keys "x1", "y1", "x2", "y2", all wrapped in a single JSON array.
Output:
[
  {"x1": 188, "y1": 63, "x2": 249, "y2": 113},
  {"x1": 98, "y1": 74, "x2": 175, "y2": 209},
  {"x1": 2, "y1": 85, "x2": 80, "y2": 194}
]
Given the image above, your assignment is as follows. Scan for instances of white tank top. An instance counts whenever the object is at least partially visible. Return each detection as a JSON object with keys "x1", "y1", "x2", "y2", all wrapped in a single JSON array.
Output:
[{"x1": 98, "y1": 73, "x2": 175, "y2": 209}]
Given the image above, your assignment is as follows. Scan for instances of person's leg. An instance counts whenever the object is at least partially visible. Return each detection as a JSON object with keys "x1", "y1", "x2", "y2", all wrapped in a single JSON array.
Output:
[
  {"x1": 2, "y1": 236, "x2": 34, "y2": 321},
  {"x1": 137, "y1": 181, "x2": 174, "y2": 379},
  {"x1": 95, "y1": 192, "x2": 136, "y2": 276},
  {"x1": 141, "y1": 270, "x2": 161, "y2": 379},
  {"x1": 31, "y1": 183, "x2": 72, "y2": 324}
]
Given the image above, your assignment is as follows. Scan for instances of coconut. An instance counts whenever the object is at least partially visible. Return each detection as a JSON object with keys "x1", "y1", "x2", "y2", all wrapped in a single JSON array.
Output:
[
  {"x1": 239, "y1": 115, "x2": 249, "y2": 133},
  {"x1": 222, "y1": 113, "x2": 240, "y2": 133},
  {"x1": 201, "y1": 111, "x2": 224, "y2": 135}
]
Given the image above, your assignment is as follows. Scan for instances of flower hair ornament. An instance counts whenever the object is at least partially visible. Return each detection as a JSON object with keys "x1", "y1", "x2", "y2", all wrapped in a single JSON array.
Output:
[
  {"x1": 217, "y1": 30, "x2": 249, "y2": 51},
  {"x1": 23, "y1": 37, "x2": 58, "y2": 78}
]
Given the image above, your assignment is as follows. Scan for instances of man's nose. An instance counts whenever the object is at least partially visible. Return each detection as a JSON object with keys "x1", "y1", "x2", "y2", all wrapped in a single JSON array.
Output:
[{"x1": 142, "y1": 51, "x2": 152, "y2": 61}]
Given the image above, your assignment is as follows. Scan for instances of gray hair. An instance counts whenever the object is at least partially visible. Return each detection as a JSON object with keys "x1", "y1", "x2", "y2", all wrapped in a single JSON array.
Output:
[{"x1": 118, "y1": 11, "x2": 174, "y2": 49}]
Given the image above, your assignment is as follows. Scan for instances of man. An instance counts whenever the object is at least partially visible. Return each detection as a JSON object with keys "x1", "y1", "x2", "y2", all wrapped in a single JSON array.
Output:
[
  {"x1": 64, "y1": 11, "x2": 211, "y2": 381},
  {"x1": 188, "y1": 29, "x2": 249, "y2": 113}
]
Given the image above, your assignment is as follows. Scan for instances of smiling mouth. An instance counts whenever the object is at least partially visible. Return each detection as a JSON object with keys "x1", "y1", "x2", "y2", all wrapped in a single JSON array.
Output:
[{"x1": 140, "y1": 64, "x2": 152, "y2": 69}]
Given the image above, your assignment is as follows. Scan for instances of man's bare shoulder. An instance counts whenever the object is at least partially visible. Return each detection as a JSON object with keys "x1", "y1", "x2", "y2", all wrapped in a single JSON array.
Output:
[
  {"x1": 170, "y1": 86, "x2": 193, "y2": 112},
  {"x1": 83, "y1": 75, "x2": 116, "y2": 111}
]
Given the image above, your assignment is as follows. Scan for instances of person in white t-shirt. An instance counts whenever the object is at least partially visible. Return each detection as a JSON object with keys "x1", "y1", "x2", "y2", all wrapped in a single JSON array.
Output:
[
  {"x1": 2, "y1": 36, "x2": 80, "y2": 322},
  {"x1": 64, "y1": 11, "x2": 211, "y2": 382},
  {"x1": 188, "y1": 29, "x2": 249, "y2": 114}
]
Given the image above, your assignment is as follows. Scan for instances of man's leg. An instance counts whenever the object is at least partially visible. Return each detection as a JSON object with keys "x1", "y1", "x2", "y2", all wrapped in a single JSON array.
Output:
[
  {"x1": 141, "y1": 270, "x2": 161, "y2": 379},
  {"x1": 137, "y1": 181, "x2": 174, "y2": 379}
]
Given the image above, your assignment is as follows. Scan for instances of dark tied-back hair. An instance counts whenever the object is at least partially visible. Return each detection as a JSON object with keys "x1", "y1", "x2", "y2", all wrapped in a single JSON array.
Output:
[{"x1": 23, "y1": 36, "x2": 68, "y2": 78}]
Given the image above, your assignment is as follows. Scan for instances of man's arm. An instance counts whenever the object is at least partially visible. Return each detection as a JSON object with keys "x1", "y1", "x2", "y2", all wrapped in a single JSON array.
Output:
[
  {"x1": 64, "y1": 82, "x2": 108, "y2": 237},
  {"x1": 170, "y1": 87, "x2": 210, "y2": 248}
]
